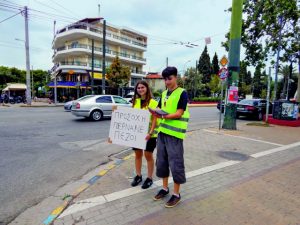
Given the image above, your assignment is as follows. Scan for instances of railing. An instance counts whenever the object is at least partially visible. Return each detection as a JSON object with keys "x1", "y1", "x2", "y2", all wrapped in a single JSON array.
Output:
[
  {"x1": 60, "y1": 61, "x2": 87, "y2": 66},
  {"x1": 56, "y1": 25, "x2": 147, "y2": 48},
  {"x1": 55, "y1": 45, "x2": 146, "y2": 62}
]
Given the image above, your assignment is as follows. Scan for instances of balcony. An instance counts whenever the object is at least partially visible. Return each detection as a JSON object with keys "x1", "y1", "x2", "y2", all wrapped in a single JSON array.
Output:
[
  {"x1": 53, "y1": 24, "x2": 147, "y2": 51},
  {"x1": 53, "y1": 44, "x2": 146, "y2": 65}
]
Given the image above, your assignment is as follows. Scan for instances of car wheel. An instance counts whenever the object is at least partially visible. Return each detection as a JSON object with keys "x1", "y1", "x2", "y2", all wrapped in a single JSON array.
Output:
[
  {"x1": 258, "y1": 112, "x2": 263, "y2": 121},
  {"x1": 90, "y1": 110, "x2": 103, "y2": 121}
]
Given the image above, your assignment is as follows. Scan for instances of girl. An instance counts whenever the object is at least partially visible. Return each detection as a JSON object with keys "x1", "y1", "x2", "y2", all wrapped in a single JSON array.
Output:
[{"x1": 131, "y1": 80, "x2": 159, "y2": 189}]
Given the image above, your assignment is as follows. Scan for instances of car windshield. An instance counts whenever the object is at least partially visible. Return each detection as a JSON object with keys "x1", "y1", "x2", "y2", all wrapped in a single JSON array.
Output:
[{"x1": 239, "y1": 99, "x2": 258, "y2": 105}]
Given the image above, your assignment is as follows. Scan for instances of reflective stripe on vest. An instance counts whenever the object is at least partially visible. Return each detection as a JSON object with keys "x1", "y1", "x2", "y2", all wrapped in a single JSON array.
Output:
[
  {"x1": 133, "y1": 98, "x2": 159, "y2": 138},
  {"x1": 159, "y1": 87, "x2": 190, "y2": 139}
]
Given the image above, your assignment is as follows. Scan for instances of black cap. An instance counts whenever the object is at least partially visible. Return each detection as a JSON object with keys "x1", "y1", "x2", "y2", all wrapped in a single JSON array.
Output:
[{"x1": 162, "y1": 66, "x2": 177, "y2": 78}]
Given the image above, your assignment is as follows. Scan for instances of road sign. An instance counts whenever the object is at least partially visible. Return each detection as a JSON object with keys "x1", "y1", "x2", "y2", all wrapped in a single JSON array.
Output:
[
  {"x1": 220, "y1": 56, "x2": 228, "y2": 67},
  {"x1": 218, "y1": 68, "x2": 228, "y2": 80}
]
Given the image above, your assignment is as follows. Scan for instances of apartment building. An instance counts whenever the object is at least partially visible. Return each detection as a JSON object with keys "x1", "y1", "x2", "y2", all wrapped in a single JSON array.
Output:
[{"x1": 50, "y1": 18, "x2": 147, "y2": 99}]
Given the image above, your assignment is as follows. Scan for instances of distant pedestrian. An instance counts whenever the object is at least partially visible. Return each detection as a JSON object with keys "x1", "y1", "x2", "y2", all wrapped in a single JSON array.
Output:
[
  {"x1": 151, "y1": 66, "x2": 190, "y2": 208},
  {"x1": 131, "y1": 80, "x2": 159, "y2": 189}
]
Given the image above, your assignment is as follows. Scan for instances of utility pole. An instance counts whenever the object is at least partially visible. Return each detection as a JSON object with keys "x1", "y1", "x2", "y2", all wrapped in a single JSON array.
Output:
[
  {"x1": 273, "y1": 16, "x2": 283, "y2": 101},
  {"x1": 166, "y1": 57, "x2": 168, "y2": 67},
  {"x1": 222, "y1": 0, "x2": 243, "y2": 130},
  {"x1": 24, "y1": 6, "x2": 31, "y2": 105},
  {"x1": 91, "y1": 39, "x2": 95, "y2": 94},
  {"x1": 102, "y1": 19, "x2": 106, "y2": 94},
  {"x1": 266, "y1": 67, "x2": 271, "y2": 123},
  {"x1": 98, "y1": 4, "x2": 100, "y2": 17},
  {"x1": 31, "y1": 65, "x2": 34, "y2": 98}
]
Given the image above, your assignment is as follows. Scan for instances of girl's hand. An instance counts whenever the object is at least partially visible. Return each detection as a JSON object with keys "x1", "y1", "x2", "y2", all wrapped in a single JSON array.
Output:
[{"x1": 145, "y1": 133, "x2": 151, "y2": 140}]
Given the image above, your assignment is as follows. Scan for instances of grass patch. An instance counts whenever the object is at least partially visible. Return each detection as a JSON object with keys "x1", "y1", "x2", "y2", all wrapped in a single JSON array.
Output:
[{"x1": 246, "y1": 122, "x2": 270, "y2": 127}]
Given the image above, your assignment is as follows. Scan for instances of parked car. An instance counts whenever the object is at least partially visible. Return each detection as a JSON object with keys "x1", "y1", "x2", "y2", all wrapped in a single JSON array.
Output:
[
  {"x1": 217, "y1": 98, "x2": 244, "y2": 113},
  {"x1": 71, "y1": 95, "x2": 131, "y2": 121},
  {"x1": 123, "y1": 92, "x2": 134, "y2": 103},
  {"x1": 236, "y1": 99, "x2": 272, "y2": 120},
  {"x1": 64, "y1": 95, "x2": 93, "y2": 111}
]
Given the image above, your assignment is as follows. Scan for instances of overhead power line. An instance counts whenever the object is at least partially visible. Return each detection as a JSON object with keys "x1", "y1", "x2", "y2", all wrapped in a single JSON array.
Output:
[{"x1": 0, "y1": 10, "x2": 21, "y2": 23}]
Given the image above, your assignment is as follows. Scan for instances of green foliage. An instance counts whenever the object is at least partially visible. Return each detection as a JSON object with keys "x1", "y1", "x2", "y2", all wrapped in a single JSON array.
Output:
[
  {"x1": 106, "y1": 56, "x2": 131, "y2": 88},
  {"x1": 152, "y1": 90, "x2": 162, "y2": 98},
  {"x1": 0, "y1": 66, "x2": 49, "y2": 92},
  {"x1": 184, "y1": 67, "x2": 205, "y2": 98},
  {"x1": 222, "y1": 0, "x2": 300, "y2": 66},
  {"x1": 211, "y1": 53, "x2": 220, "y2": 75},
  {"x1": 192, "y1": 96, "x2": 221, "y2": 102},
  {"x1": 197, "y1": 45, "x2": 211, "y2": 84},
  {"x1": 177, "y1": 76, "x2": 184, "y2": 88},
  {"x1": 208, "y1": 74, "x2": 221, "y2": 96}
]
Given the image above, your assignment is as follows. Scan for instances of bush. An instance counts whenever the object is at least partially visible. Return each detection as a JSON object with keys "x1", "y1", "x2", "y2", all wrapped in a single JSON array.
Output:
[{"x1": 192, "y1": 96, "x2": 221, "y2": 102}]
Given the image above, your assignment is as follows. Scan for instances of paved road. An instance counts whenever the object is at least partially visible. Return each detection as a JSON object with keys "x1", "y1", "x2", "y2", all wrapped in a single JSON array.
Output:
[{"x1": 0, "y1": 106, "x2": 219, "y2": 224}]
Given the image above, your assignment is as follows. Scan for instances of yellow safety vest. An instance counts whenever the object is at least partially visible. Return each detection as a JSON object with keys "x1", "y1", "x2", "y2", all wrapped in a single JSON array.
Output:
[
  {"x1": 159, "y1": 87, "x2": 190, "y2": 139},
  {"x1": 133, "y1": 98, "x2": 159, "y2": 138}
]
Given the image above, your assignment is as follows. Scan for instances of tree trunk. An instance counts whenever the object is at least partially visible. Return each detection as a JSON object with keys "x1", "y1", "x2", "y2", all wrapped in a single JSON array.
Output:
[{"x1": 296, "y1": 57, "x2": 300, "y2": 102}]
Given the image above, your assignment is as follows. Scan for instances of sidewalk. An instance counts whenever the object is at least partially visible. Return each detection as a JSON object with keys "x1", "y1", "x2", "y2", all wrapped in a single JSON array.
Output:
[{"x1": 42, "y1": 122, "x2": 300, "y2": 225}]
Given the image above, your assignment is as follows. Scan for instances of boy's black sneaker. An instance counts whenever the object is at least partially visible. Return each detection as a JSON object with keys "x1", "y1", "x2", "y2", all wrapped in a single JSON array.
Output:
[
  {"x1": 131, "y1": 175, "x2": 142, "y2": 187},
  {"x1": 141, "y1": 177, "x2": 153, "y2": 189},
  {"x1": 165, "y1": 194, "x2": 181, "y2": 208},
  {"x1": 153, "y1": 188, "x2": 169, "y2": 201}
]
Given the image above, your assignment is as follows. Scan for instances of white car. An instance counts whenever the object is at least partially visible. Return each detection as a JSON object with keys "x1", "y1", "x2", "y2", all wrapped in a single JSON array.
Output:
[
  {"x1": 123, "y1": 92, "x2": 134, "y2": 103},
  {"x1": 71, "y1": 95, "x2": 131, "y2": 121}
]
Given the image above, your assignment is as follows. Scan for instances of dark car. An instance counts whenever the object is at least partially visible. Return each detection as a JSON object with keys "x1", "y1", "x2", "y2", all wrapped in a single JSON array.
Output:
[
  {"x1": 236, "y1": 99, "x2": 272, "y2": 120},
  {"x1": 217, "y1": 98, "x2": 244, "y2": 113}
]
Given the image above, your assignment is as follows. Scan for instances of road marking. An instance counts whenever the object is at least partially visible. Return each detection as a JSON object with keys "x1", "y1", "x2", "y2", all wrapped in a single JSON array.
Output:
[
  {"x1": 58, "y1": 140, "x2": 299, "y2": 219},
  {"x1": 251, "y1": 141, "x2": 300, "y2": 158},
  {"x1": 60, "y1": 160, "x2": 241, "y2": 218},
  {"x1": 203, "y1": 129, "x2": 284, "y2": 147}
]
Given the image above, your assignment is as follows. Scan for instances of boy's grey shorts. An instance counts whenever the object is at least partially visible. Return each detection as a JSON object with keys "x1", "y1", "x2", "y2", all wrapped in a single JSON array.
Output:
[{"x1": 156, "y1": 132, "x2": 186, "y2": 184}]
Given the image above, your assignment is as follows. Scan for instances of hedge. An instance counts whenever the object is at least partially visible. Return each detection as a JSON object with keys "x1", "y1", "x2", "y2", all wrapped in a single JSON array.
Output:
[{"x1": 192, "y1": 97, "x2": 221, "y2": 102}]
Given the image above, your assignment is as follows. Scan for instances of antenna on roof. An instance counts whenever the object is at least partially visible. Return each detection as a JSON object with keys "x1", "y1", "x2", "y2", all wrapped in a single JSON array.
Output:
[{"x1": 98, "y1": 4, "x2": 100, "y2": 17}]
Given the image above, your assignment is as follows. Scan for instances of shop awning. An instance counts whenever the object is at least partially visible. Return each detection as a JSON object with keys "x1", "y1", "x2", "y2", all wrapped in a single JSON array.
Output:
[
  {"x1": 3, "y1": 83, "x2": 27, "y2": 91},
  {"x1": 47, "y1": 81, "x2": 90, "y2": 88},
  {"x1": 61, "y1": 69, "x2": 87, "y2": 74}
]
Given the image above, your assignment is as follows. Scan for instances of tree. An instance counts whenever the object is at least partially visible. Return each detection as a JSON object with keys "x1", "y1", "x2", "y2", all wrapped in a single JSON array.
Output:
[
  {"x1": 211, "y1": 53, "x2": 220, "y2": 75},
  {"x1": 184, "y1": 67, "x2": 205, "y2": 99},
  {"x1": 208, "y1": 74, "x2": 221, "y2": 96},
  {"x1": 197, "y1": 46, "x2": 211, "y2": 84},
  {"x1": 238, "y1": 61, "x2": 248, "y2": 97},
  {"x1": 222, "y1": 0, "x2": 300, "y2": 67},
  {"x1": 245, "y1": 71, "x2": 252, "y2": 85},
  {"x1": 252, "y1": 66, "x2": 263, "y2": 98},
  {"x1": 106, "y1": 56, "x2": 131, "y2": 88},
  {"x1": 177, "y1": 76, "x2": 184, "y2": 88},
  {"x1": 279, "y1": 64, "x2": 297, "y2": 99}
]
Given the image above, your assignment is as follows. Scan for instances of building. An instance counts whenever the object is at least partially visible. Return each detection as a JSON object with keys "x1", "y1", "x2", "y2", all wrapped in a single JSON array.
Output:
[
  {"x1": 50, "y1": 18, "x2": 147, "y2": 100},
  {"x1": 145, "y1": 73, "x2": 165, "y2": 92}
]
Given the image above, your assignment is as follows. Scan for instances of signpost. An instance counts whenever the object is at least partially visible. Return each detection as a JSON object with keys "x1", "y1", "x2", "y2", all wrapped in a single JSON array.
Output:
[
  {"x1": 218, "y1": 59, "x2": 229, "y2": 130},
  {"x1": 109, "y1": 107, "x2": 150, "y2": 149}
]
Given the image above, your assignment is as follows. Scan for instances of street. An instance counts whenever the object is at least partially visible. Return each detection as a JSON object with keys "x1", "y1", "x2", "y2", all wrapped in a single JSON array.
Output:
[{"x1": 0, "y1": 106, "x2": 219, "y2": 224}]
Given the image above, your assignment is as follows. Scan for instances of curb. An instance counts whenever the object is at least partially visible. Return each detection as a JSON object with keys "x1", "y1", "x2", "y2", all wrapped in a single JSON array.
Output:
[
  {"x1": 42, "y1": 153, "x2": 135, "y2": 225},
  {"x1": 188, "y1": 104, "x2": 217, "y2": 107}
]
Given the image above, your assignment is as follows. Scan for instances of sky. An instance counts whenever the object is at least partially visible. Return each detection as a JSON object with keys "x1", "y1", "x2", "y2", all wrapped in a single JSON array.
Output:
[{"x1": 0, "y1": 0, "x2": 233, "y2": 74}]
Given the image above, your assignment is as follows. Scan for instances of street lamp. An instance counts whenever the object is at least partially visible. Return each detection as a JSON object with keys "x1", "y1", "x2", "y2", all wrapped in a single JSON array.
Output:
[{"x1": 15, "y1": 38, "x2": 31, "y2": 105}]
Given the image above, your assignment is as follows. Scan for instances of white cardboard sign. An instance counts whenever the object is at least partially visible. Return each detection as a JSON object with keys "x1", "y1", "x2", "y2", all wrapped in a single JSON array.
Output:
[{"x1": 109, "y1": 107, "x2": 150, "y2": 150}]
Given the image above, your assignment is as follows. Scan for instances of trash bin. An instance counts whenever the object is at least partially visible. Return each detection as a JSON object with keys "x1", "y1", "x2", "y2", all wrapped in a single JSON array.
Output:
[{"x1": 272, "y1": 100, "x2": 299, "y2": 120}]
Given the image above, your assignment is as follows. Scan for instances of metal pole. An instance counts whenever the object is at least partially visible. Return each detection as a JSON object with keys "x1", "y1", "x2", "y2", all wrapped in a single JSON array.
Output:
[
  {"x1": 54, "y1": 74, "x2": 57, "y2": 104},
  {"x1": 166, "y1": 57, "x2": 168, "y2": 67},
  {"x1": 102, "y1": 20, "x2": 106, "y2": 94},
  {"x1": 91, "y1": 39, "x2": 95, "y2": 94},
  {"x1": 31, "y1": 65, "x2": 34, "y2": 98},
  {"x1": 219, "y1": 80, "x2": 224, "y2": 130},
  {"x1": 273, "y1": 16, "x2": 283, "y2": 101},
  {"x1": 53, "y1": 20, "x2": 56, "y2": 38},
  {"x1": 98, "y1": 4, "x2": 100, "y2": 17},
  {"x1": 24, "y1": 6, "x2": 31, "y2": 105},
  {"x1": 266, "y1": 67, "x2": 271, "y2": 123}
]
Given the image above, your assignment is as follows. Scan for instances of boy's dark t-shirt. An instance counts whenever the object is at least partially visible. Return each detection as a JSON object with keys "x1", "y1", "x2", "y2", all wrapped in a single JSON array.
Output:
[{"x1": 158, "y1": 89, "x2": 188, "y2": 111}]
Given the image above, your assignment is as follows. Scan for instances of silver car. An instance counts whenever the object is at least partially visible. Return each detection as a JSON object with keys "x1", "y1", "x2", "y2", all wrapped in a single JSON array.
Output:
[{"x1": 71, "y1": 95, "x2": 131, "y2": 121}]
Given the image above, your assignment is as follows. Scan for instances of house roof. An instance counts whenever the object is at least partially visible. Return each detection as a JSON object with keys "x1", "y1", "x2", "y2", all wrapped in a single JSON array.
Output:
[
  {"x1": 3, "y1": 83, "x2": 26, "y2": 91},
  {"x1": 146, "y1": 73, "x2": 162, "y2": 79}
]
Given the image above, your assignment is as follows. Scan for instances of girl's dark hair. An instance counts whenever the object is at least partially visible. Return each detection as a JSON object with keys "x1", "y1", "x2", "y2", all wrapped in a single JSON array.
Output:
[{"x1": 132, "y1": 80, "x2": 152, "y2": 108}]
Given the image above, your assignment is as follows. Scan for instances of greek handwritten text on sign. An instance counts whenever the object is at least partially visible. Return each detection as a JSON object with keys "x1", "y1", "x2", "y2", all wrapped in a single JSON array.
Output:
[{"x1": 109, "y1": 107, "x2": 150, "y2": 149}]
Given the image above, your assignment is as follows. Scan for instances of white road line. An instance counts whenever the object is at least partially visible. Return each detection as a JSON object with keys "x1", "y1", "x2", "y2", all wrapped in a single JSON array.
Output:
[
  {"x1": 59, "y1": 140, "x2": 299, "y2": 218},
  {"x1": 203, "y1": 129, "x2": 284, "y2": 147},
  {"x1": 59, "y1": 160, "x2": 240, "y2": 218},
  {"x1": 251, "y1": 141, "x2": 300, "y2": 158}
]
